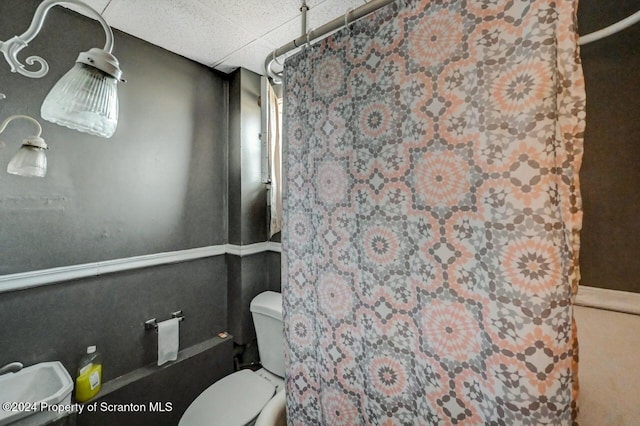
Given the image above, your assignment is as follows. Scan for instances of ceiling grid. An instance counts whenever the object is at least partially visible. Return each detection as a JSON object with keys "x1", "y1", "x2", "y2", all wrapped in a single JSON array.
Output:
[{"x1": 65, "y1": 0, "x2": 367, "y2": 75}]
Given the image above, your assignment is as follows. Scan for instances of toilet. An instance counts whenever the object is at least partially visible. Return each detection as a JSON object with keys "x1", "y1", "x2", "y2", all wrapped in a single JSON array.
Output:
[{"x1": 179, "y1": 291, "x2": 285, "y2": 426}]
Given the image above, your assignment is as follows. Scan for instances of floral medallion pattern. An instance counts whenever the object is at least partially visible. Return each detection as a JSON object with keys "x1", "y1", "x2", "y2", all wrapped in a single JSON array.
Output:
[{"x1": 282, "y1": 0, "x2": 584, "y2": 424}]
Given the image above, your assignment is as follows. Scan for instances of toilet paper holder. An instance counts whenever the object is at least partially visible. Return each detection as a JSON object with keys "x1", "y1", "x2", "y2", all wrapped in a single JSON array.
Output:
[{"x1": 144, "y1": 310, "x2": 185, "y2": 331}]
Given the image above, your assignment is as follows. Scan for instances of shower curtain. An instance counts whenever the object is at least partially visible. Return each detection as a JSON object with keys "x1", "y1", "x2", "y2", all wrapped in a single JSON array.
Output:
[{"x1": 282, "y1": 0, "x2": 585, "y2": 424}]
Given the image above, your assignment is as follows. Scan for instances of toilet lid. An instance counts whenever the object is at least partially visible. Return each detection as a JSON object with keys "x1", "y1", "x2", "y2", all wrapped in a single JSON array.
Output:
[{"x1": 179, "y1": 370, "x2": 276, "y2": 426}]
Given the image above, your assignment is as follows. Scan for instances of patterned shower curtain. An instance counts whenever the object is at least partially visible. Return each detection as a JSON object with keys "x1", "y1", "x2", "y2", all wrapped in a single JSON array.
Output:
[{"x1": 282, "y1": 0, "x2": 585, "y2": 424}]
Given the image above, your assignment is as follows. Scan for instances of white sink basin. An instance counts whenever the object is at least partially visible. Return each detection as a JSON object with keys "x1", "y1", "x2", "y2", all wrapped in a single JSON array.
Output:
[{"x1": 0, "y1": 362, "x2": 73, "y2": 426}]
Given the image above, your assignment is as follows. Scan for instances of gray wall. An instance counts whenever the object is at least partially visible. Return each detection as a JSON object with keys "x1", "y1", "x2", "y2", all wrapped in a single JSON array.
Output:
[
  {"x1": 578, "y1": 1, "x2": 640, "y2": 293},
  {"x1": 0, "y1": 1, "x2": 228, "y2": 274},
  {"x1": 76, "y1": 338, "x2": 233, "y2": 426},
  {"x1": 227, "y1": 253, "x2": 282, "y2": 345},
  {"x1": 0, "y1": 258, "x2": 228, "y2": 382},
  {"x1": 227, "y1": 69, "x2": 279, "y2": 344},
  {"x1": 228, "y1": 68, "x2": 268, "y2": 246},
  {"x1": 0, "y1": 2, "x2": 280, "y2": 402},
  {"x1": 0, "y1": 2, "x2": 238, "y2": 421}
]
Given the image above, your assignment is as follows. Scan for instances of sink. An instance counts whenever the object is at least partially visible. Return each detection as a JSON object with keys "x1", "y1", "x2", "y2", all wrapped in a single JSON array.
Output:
[{"x1": 0, "y1": 362, "x2": 73, "y2": 426}]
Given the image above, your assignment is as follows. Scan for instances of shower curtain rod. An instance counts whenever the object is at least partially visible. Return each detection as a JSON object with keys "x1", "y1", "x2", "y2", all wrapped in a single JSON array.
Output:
[
  {"x1": 264, "y1": 2, "x2": 640, "y2": 84},
  {"x1": 578, "y1": 9, "x2": 640, "y2": 46},
  {"x1": 264, "y1": 0, "x2": 395, "y2": 83}
]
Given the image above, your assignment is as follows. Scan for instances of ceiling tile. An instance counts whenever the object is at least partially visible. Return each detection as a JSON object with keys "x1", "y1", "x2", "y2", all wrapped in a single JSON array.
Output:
[
  {"x1": 306, "y1": 0, "x2": 328, "y2": 7},
  {"x1": 62, "y1": 0, "x2": 111, "y2": 15},
  {"x1": 214, "y1": 38, "x2": 277, "y2": 76},
  {"x1": 195, "y1": 0, "x2": 304, "y2": 40},
  {"x1": 262, "y1": 0, "x2": 369, "y2": 59},
  {"x1": 102, "y1": 0, "x2": 257, "y2": 67},
  {"x1": 63, "y1": 0, "x2": 383, "y2": 75},
  {"x1": 262, "y1": 18, "x2": 304, "y2": 49},
  {"x1": 308, "y1": 0, "x2": 370, "y2": 30}
]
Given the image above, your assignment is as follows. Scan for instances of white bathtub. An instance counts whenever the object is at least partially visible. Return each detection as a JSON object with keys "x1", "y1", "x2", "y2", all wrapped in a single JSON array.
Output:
[{"x1": 574, "y1": 305, "x2": 640, "y2": 425}]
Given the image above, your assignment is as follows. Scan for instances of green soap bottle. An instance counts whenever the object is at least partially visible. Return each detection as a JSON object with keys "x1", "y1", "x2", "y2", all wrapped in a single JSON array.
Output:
[{"x1": 75, "y1": 346, "x2": 102, "y2": 402}]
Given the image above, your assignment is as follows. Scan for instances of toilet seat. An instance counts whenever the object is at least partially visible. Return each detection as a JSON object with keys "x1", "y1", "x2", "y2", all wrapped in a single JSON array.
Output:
[{"x1": 179, "y1": 369, "x2": 276, "y2": 426}]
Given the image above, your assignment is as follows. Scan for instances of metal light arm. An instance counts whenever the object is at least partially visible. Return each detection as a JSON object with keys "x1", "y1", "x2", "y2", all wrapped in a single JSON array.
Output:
[
  {"x1": 0, "y1": 115, "x2": 43, "y2": 139},
  {"x1": 0, "y1": 0, "x2": 114, "y2": 79}
]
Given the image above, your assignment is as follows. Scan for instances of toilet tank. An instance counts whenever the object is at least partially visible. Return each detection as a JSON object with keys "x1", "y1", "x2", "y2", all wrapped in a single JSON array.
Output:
[{"x1": 250, "y1": 291, "x2": 285, "y2": 377}]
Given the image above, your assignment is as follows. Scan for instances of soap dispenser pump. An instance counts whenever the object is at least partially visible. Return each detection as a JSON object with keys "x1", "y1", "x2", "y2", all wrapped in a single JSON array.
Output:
[{"x1": 75, "y1": 345, "x2": 102, "y2": 402}]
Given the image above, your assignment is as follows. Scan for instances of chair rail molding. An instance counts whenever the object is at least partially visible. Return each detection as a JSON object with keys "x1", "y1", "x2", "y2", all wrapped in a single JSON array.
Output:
[
  {"x1": 0, "y1": 242, "x2": 282, "y2": 293},
  {"x1": 2, "y1": 242, "x2": 638, "y2": 316}
]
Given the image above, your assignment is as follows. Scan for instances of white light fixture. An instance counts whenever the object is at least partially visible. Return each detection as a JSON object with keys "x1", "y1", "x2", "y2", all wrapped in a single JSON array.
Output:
[
  {"x1": 0, "y1": 115, "x2": 49, "y2": 178},
  {"x1": 0, "y1": 0, "x2": 123, "y2": 138}
]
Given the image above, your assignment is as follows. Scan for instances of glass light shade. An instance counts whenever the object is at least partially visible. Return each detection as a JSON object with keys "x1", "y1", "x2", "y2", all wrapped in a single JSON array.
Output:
[
  {"x1": 7, "y1": 145, "x2": 47, "y2": 177},
  {"x1": 41, "y1": 63, "x2": 119, "y2": 138}
]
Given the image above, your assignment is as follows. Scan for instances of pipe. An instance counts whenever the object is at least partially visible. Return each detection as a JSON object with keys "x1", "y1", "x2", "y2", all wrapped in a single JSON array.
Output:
[
  {"x1": 0, "y1": 115, "x2": 43, "y2": 138},
  {"x1": 300, "y1": 1, "x2": 309, "y2": 38},
  {"x1": 265, "y1": 0, "x2": 396, "y2": 83},
  {"x1": 579, "y1": 9, "x2": 640, "y2": 45},
  {"x1": 20, "y1": 0, "x2": 114, "y2": 53}
]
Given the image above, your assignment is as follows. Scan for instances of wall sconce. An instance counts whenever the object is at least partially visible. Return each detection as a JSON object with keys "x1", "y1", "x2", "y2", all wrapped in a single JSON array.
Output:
[
  {"x1": 0, "y1": 0, "x2": 124, "y2": 138},
  {"x1": 0, "y1": 115, "x2": 48, "y2": 178}
]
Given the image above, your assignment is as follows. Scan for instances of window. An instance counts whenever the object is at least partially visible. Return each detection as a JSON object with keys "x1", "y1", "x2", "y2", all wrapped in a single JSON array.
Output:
[{"x1": 261, "y1": 77, "x2": 282, "y2": 237}]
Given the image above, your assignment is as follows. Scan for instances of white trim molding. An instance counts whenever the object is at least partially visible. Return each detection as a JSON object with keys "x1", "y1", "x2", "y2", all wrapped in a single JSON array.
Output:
[
  {"x1": 575, "y1": 285, "x2": 640, "y2": 316},
  {"x1": 3, "y1": 244, "x2": 638, "y2": 317},
  {"x1": 0, "y1": 242, "x2": 282, "y2": 294},
  {"x1": 226, "y1": 241, "x2": 282, "y2": 256}
]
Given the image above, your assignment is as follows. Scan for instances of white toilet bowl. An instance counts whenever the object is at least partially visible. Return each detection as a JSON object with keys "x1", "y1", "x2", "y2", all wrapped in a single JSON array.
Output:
[
  {"x1": 179, "y1": 291, "x2": 285, "y2": 426},
  {"x1": 255, "y1": 388, "x2": 286, "y2": 426},
  {"x1": 178, "y1": 369, "x2": 281, "y2": 426}
]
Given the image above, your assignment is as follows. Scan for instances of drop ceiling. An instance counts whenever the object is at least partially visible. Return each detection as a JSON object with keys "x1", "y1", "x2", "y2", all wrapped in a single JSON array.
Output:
[{"x1": 67, "y1": 0, "x2": 369, "y2": 76}]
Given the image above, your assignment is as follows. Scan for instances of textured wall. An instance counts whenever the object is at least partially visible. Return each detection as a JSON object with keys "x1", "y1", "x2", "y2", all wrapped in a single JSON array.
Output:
[
  {"x1": 578, "y1": 1, "x2": 640, "y2": 293},
  {"x1": 227, "y1": 253, "x2": 282, "y2": 344},
  {"x1": 0, "y1": 1, "x2": 228, "y2": 275},
  {"x1": 228, "y1": 68, "x2": 268, "y2": 246},
  {"x1": 226, "y1": 68, "x2": 276, "y2": 344},
  {"x1": 0, "y1": 0, "x2": 232, "y2": 410},
  {"x1": 0, "y1": 258, "x2": 227, "y2": 381}
]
